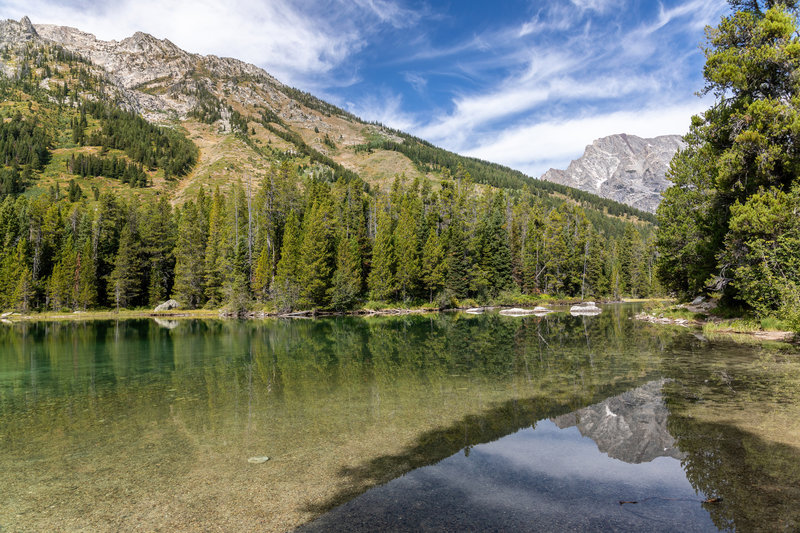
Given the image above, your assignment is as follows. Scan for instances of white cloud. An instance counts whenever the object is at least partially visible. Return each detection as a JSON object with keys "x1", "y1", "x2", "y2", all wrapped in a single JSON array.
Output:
[
  {"x1": 416, "y1": 71, "x2": 661, "y2": 150},
  {"x1": 569, "y1": 0, "x2": 621, "y2": 14},
  {"x1": 461, "y1": 101, "x2": 708, "y2": 177},
  {"x1": 403, "y1": 72, "x2": 427, "y2": 92},
  {"x1": 350, "y1": 0, "x2": 422, "y2": 28},
  {"x1": 346, "y1": 91, "x2": 419, "y2": 132}
]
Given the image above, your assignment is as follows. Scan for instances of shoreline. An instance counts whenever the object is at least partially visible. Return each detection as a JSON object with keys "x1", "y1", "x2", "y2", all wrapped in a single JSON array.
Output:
[
  {"x1": 0, "y1": 298, "x2": 654, "y2": 323},
  {"x1": 633, "y1": 311, "x2": 797, "y2": 344}
]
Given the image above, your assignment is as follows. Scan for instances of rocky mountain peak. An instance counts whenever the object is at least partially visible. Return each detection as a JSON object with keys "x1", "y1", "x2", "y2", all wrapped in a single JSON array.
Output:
[
  {"x1": 540, "y1": 133, "x2": 685, "y2": 213},
  {"x1": 20, "y1": 16, "x2": 38, "y2": 37},
  {"x1": 0, "y1": 16, "x2": 39, "y2": 44}
]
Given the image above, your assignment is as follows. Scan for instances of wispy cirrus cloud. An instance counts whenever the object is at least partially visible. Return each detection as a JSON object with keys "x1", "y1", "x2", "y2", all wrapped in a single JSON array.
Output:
[{"x1": 374, "y1": 0, "x2": 728, "y2": 177}]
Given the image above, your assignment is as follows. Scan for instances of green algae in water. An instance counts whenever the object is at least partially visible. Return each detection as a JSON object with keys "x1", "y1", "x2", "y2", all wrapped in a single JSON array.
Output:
[{"x1": 0, "y1": 305, "x2": 799, "y2": 531}]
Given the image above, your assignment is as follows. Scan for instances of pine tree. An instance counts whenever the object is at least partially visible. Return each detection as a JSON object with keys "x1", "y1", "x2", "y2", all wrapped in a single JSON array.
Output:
[
  {"x1": 477, "y1": 193, "x2": 513, "y2": 295},
  {"x1": 47, "y1": 236, "x2": 77, "y2": 310},
  {"x1": 1, "y1": 239, "x2": 28, "y2": 309},
  {"x1": 108, "y1": 222, "x2": 143, "y2": 309},
  {"x1": 445, "y1": 220, "x2": 470, "y2": 298},
  {"x1": 173, "y1": 201, "x2": 207, "y2": 308},
  {"x1": 272, "y1": 209, "x2": 302, "y2": 311},
  {"x1": 12, "y1": 267, "x2": 34, "y2": 313},
  {"x1": 252, "y1": 244, "x2": 272, "y2": 302},
  {"x1": 585, "y1": 231, "x2": 609, "y2": 298},
  {"x1": 299, "y1": 196, "x2": 336, "y2": 308},
  {"x1": 204, "y1": 188, "x2": 227, "y2": 306},
  {"x1": 76, "y1": 238, "x2": 97, "y2": 310},
  {"x1": 420, "y1": 230, "x2": 446, "y2": 303},
  {"x1": 394, "y1": 197, "x2": 420, "y2": 300},
  {"x1": 330, "y1": 235, "x2": 362, "y2": 310},
  {"x1": 140, "y1": 196, "x2": 175, "y2": 306},
  {"x1": 367, "y1": 205, "x2": 396, "y2": 301}
]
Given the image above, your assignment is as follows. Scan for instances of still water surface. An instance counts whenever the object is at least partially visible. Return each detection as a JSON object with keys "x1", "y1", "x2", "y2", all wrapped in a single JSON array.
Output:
[{"x1": 1, "y1": 304, "x2": 799, "y2": 531}]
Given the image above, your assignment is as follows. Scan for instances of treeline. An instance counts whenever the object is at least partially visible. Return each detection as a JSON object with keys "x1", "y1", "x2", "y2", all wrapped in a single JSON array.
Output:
[
  {"x1": 0, "y1": 113, "x2": 50, "y2": 170},
  {"x1": 79, "y1": 101, "x2": 197, "y2": 179},
  {"x1": 66, "y1": 153, "x2": 148, "y2": 187},
  {"x1": 0, "y1": 165, "x2": 658, "y2": 313},
  {"x1": 262, "y1": 123, "x2": 363, "y2": 185},
  {"x1": 0, "y1": 114, "x2": 50, "y2": 198},
  {"x1": 353, "y1": 131, "x2": 657, "y2": 223}
]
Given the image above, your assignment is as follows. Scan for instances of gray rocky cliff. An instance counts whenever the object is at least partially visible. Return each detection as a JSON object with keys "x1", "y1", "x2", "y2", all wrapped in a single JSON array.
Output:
[
  {"x1": 0, "y1": 17, "x2": 318, "y2": 128},
  {"x1": 551, "y1": 379, "x2": 684, "y2": 464},
  {"x1": 540, "y1": 134, "x2": 685, "y2": 213}
]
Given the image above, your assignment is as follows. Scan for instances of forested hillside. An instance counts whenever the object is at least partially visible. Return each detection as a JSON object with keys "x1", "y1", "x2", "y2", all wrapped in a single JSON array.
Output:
[
  {"x1": 657, "y1": 1, "x2": 800, "y2": 329},
  {"x1": 0, "y1": 170, "x2": 659, "y2": 313},
  {"x1": 0, "y1": 17, "x2": 663, "y2": 313}
]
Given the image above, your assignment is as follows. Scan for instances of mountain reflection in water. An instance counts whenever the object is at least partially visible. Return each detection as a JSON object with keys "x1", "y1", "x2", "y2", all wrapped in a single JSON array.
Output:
[
  {"x1": 298, "y1": 380, "x2": 714, "y2": 533},
  {"x1": 552, "y1": 379, "x2": 684, "y2": 463}
]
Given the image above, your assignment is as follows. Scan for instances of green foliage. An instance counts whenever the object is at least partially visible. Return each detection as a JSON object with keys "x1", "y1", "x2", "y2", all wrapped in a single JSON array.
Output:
[
  {"x1": 657, "y1": 4, "x2": 800, "y2": 329},
  {"x1": 420, "y1": 230, "x2": 446, "y2": 302},
  {"x1": 353, "y1": 130, "x2": 656, "y2": 224},
  {"x1": 82, "y1": 101, "x2": 197, "y2": 178},
  {"x1": 263, "y1": 122, "x2": 363, "y2": 186},
  {"x1": 0, "y1": 114, "x2": 50, "y2": 171},
  {"x1": 367, "y1": 205, "x2": 396, "y2": 301},
  {"x1": 393, "y1": 196, "x2": 420, "y2": 300},
  {"x1": 722, "y1": 186, "x2": 800, "y2": 328},
  {"x1": 272, "y1": 210, "x2": 303, "y2": 311},
  {"x1": 204, "y1": 189, "x2": 227, "y2": 306},
  {"x1": 108, "y1": 222, "x2": 143, "y2": 309},
  {"x1": 67, "y1": 153, "x2": 148, "y2": 187},
  {"x1": 173, "y1": 199, "x2": 207, "y2": 308},
  {"x1": 299, "y1": 195, "x2": 336, "y2": 308},
  {"x1": 330, "y1": 236, "x2": 362, "y2": 310},
  {"x1": 187, "y1": 84, "x2": 223, "y2": 124}
]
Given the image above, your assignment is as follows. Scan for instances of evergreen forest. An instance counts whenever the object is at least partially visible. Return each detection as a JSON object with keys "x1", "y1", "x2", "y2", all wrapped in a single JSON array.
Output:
[
  {"x1": 0, "y1": 169, "x2": 659, "y2": 313},
  {"x1": 656, "y1": 1, "x2": 800, "y2": 329}
]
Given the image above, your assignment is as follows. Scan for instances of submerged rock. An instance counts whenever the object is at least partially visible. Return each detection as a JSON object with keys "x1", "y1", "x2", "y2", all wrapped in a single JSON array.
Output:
[{"x1": 499, "y1": 307, "x2": 538, "y2": 316}]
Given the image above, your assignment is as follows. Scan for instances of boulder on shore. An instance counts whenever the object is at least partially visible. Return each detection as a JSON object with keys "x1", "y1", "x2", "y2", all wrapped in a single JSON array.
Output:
[{"x1": 154, "y1": 299, "x2": 180, "y2": 312}]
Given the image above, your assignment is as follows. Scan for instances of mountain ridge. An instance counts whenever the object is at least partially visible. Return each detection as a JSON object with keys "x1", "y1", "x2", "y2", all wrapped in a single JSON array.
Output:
[
  {"x1": 0, "y1": 15, "x2": 656, "y2": 224},
  {"x1": 541, "y1": 133, "x2": 684, "y2": 213}
]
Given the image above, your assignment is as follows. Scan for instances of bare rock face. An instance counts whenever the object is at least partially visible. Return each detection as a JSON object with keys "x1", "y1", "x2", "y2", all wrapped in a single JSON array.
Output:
[
  {"x1": 0, "y1": 17, "x2": 300, "y2": 126},
  {"x1": 551, "y1": 379, "x2": 684, "y2": 464},
  {"x1": 541, "y1": 134, "x2": 685, "y2": 213},
  {"x1": 31, "y1": 23, "x2": 287, "y2": 122}
]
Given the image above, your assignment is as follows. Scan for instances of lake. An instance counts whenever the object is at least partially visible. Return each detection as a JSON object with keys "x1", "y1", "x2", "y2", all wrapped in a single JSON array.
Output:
[{"x1": 1, "y1": 304, "x2": 799, "y2": 531}]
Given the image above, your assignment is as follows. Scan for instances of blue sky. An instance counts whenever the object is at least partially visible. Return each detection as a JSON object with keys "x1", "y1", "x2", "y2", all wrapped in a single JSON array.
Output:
[{"x1": 2, "y1": 0, "x2": 728, "y2": 176}]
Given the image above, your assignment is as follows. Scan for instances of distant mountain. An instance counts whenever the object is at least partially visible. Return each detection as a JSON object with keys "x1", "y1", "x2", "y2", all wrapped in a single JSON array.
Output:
[
  {"x1": 541, "y1": 134, "x2": 685, "y2": 214},
  {"x1": 0, "y1": 16, "x2": 654, "y2": 224}
]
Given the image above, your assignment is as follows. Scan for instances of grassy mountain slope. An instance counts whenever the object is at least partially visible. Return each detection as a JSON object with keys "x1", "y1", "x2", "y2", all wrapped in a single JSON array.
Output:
[{"x1": 0, "y1": 17, "x2": 655, "y2": 232}]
